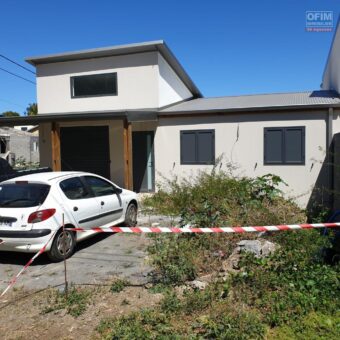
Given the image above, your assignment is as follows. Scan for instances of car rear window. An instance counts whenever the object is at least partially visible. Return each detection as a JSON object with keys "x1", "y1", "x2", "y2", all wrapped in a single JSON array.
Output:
[{"x1": 0, "y1": 183, "x2": 50, "y2": 208}]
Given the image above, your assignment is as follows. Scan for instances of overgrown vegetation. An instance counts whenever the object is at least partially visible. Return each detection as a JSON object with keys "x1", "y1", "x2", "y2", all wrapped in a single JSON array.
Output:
[
  {"x1": 97, "y1": 169, "x2": 340, "y2": 339},
  {"x1": 142, "y1": 171, "x2": 304, "y2": 228},
  {"x1": 146, "y1": 170, "x2": 305, "y2": 285}
]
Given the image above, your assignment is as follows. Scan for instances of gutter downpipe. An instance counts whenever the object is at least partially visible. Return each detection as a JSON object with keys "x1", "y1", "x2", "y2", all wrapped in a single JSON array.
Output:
[{"x1": 327, "y1": 107, "x2": 334, "y2": 210}]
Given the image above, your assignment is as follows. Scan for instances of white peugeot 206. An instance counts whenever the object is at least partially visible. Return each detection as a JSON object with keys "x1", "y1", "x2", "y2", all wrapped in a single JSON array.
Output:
[{"x1": 0, "y1": 172, "x2": 138, "y2": 261}]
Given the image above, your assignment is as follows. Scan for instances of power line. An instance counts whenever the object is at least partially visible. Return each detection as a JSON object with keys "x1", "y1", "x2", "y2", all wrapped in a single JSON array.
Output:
[
  {"x1": 0, "y1": 67, "x2": 36, "y2": 85},
  {"x1": 0, "y1": 54, "x2": 35, "y2": 74}
]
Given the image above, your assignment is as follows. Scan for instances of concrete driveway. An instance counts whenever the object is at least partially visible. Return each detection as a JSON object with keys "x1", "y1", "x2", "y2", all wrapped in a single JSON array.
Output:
[{"x1": 0, "y1": 213, "x2": 173, "y2": 293}]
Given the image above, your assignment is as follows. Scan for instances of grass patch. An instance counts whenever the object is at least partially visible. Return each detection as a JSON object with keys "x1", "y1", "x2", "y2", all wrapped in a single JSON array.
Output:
[
  {"x1": 42, "y1": 286, "x2": 92, "y2": 317},
  {"x1": 110, "y1": 279, "x2": 129, "y2": 293},
  {"x1": 268, "y1": 311, "x2": 340, "y2": 340}
]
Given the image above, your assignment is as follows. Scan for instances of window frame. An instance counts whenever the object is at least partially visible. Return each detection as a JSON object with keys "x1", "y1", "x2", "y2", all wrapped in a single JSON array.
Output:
[
  {"x1": 264, "y1": 126, "x2": 305, "y2": 165},
  {"x1": 180, "y1": 129, "x2": 215, "y2": 165},
  {"x1": 70, "y1": 72, "x2": 118, "y2": 99}
]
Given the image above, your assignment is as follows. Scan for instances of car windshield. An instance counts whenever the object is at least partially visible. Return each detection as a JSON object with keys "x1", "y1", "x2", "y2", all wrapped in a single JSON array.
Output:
[{"x1": 0, "y1": 183, "x2": 50, "y2": 208}]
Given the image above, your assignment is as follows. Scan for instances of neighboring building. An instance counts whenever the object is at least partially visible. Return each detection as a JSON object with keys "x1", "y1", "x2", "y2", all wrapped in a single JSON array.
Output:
[
  {"x1": 0, "y1": 127, "x2": 39, "y2": 166},
  {"x1": 14, "y1": 125, "x2": 39, "y2": 135},
  {"x1": 322, "y1": 19, "x2": 340, "y2": 209},
  {"x1": 0, "y1": 23, "x2": 340, "y2": 209}
]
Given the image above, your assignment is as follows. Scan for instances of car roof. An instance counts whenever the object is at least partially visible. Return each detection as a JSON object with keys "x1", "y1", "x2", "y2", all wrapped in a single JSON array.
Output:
[{"x1": 2, "y1": 171, "x2": 97, "y2": 185}]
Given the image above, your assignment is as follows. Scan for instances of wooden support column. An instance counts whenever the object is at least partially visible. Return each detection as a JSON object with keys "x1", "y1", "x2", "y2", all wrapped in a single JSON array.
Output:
[
  {"x1": 123, "y1": 119, "x2": 133, "y2": 190},
  {"x1": 51, "y1": 122, "x2": 61, "y2": 171}
]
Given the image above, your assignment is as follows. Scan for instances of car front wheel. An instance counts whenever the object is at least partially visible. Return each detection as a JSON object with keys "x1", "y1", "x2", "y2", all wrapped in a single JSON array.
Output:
[
  {"x1": 125, "y1": 203, "x2": 137, "y2": 227},
  {"x1": 47, "y1": 229, "x2": 76, "y2": 262}
]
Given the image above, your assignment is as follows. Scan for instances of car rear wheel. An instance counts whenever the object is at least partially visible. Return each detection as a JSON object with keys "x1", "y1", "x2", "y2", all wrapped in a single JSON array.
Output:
[
  {"x1": 125, "y1": 203, "x2": 137, "y2": 227},
  {"x1": 47, "y1": 229, "x2": 76, "y2": 262}
]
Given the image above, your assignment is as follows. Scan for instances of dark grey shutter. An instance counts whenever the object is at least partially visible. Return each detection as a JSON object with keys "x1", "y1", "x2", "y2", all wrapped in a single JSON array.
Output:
[
  {"x1": 284, "y1": 127, "x2": 305, "y2": 164},
  {"x1": 264, "y1": 128, "x2": 283, "y2": 164},
  {"x1": 197, "y1": 130, "x2": 215, "y2": 164},
  {"x1": 180, "y1": 131, "x2": 196, "y2": 164}
]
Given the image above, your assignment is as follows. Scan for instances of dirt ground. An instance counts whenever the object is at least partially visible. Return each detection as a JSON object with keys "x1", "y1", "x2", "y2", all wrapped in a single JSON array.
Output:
[
  {"x1": 0, "y1": 213, "x2": 174, "y2": 339},
  {"x1": 0, "y1": 285, "x2": 163, "y2": 339}
]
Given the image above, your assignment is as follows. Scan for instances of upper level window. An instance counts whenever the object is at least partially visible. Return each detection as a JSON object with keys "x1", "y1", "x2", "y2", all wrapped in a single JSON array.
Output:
[
  {"x1": 71, "y1": 73, "x2": 117, "y2": 98},
  {"x1": 180, "y1": 130, "x2": 215, "y2": 165},
  {"x1": 264, "y1": 126, "x2": 305, "y2": 165}
]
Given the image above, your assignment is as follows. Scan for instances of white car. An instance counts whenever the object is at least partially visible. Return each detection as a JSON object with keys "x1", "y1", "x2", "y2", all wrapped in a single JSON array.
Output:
[{"x1": 0, "y1": 172, "x2": 138, "y2": 261}]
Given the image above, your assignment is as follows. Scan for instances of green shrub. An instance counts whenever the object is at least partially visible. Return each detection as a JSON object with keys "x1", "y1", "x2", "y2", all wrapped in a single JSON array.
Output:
[
  {"x1": 160, "y1": 290, "x2": 182, "y2": 314},
  {"x1": 148, "y1": 234, "x2": 197, "y2": 285},
  {"x1": 143, "y1": 170, "x2": 304, "y2": 228}
]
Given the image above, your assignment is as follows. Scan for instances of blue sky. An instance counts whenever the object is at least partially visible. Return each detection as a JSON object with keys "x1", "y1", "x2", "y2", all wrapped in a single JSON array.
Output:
[{"x1": 0, "y1": 0, "x2": 338, "y2": 114}]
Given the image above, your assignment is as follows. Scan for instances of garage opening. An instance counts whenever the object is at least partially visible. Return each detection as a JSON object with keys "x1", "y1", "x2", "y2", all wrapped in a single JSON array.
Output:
[{"x1": 60, "y1": 126, "x2": 110, "y2": 179}]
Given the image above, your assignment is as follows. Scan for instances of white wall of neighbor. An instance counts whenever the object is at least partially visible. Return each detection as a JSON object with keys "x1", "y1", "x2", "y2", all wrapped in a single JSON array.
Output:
[
  {"x1": 154, "y1": 112, "x2": 328, "y2": 207},
  {"x1": 157, "y1": 54, "x2": 193, "y2": 107},
  {"x1": 36, "y1": 52, "x2": 160, "y2": 114},
  {"x1": 322, "y1": 24, "x2": 340, "y2": 93}
]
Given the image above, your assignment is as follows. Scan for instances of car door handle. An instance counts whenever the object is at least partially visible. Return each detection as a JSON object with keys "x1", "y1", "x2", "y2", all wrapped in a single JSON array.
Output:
[
  {"x1": 101, "y1": 201, "x2": 104, "y2": 206},
  {"x1": 73, "y1": 206, "x2": 78, "y2": 211}
]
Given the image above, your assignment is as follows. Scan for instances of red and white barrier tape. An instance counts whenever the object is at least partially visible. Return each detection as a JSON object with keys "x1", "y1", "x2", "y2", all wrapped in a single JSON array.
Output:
[
  {"x1": 67, "y1": 222, "x2": 340, "y2": 234},
  {"x1": 1, "y1": 222, "x2": 339, "y2": 299},
  {"x1": 0, "y1": 230, "x2": 57, "y2": 298}
]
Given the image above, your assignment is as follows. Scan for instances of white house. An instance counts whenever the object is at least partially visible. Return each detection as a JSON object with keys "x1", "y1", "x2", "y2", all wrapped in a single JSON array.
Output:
[{"x1": 1, "y1": 24, "x2": 340, "y2": 210}]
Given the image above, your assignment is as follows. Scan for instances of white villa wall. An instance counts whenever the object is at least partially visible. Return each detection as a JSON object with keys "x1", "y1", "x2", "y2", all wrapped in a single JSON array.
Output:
[
  {"x1": 322, "y1": 24, "x2": 340, "y2": 93},
  {"x1": 154, "y1": 112, "x2": 328, "y2": 207},
  {"x1": 158, "y1": 54, "x2": 193, "y2": 107},
  {"x1": 36, "y1": 52, "x2": 160, "y2": 114},
  {"x1": 36, "y1": 52, "x2": 194, "y2": 114}
]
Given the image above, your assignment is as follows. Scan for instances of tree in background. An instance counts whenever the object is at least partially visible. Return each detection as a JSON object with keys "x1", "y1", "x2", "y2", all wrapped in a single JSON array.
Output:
[
  {"x1": 1, "y1": 111, "x2": 20, "y2": 117},
  {"x1": 24, "y1": 103, "x2": 37, "y2": 116}
]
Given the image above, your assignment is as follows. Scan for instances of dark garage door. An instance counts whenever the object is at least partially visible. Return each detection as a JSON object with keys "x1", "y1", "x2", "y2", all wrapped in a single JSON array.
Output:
[{"x1": 60, "y1": 126, "x2": 110, "y2": 178}]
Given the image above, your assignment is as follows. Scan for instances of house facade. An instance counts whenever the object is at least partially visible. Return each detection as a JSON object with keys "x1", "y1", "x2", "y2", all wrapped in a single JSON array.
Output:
[{"x1": 0, "y1": 25, "x2": 340, "y2": 209}]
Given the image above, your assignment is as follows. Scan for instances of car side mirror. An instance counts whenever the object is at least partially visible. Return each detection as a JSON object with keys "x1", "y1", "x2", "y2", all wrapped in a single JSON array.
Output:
[{"x1": 115, "y1": 187, "x2": 123, "y2": 194}]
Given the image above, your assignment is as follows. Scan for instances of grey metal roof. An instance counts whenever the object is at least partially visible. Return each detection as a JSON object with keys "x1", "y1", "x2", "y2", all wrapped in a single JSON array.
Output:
[
  {"x1": 160, "y1": 90, "x2": 340, "y2": 114},
  {"x1": 25, "y1": 40, "x2": 202, "y2": 98},
  {"x1": 1, "y1": 91, "x2": 339, "y2": 127}
]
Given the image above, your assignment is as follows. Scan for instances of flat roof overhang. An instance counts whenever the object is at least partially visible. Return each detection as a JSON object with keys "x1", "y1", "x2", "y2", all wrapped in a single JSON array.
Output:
[{"x1": 0, "y1": 110, "x2": 158, "y2": 126}]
